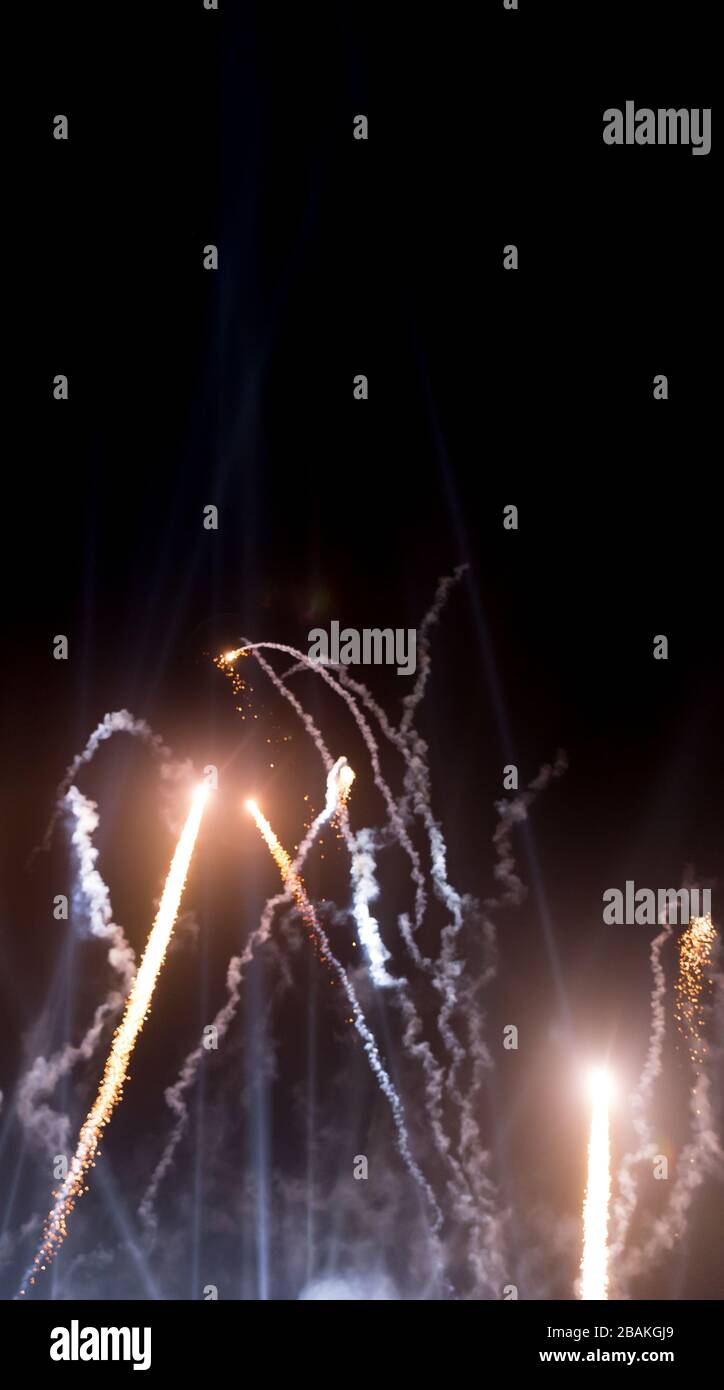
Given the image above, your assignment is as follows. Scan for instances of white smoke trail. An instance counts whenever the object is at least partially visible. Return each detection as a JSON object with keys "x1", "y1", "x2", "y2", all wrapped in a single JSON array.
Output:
[
  {"x1": 454, "y1": 756, "x2": 569, "y2": 1125},
  {"x1": 16, "y1": 787, "x2": 135, "y2": 1156},
  {"x1": 399, "y1": 565, "x2": 468, "y2": 737},
  {"x1": 462, "y1": 751, "x2": 569, "y2": 1093},
  {"x1": 487, "y1": 752, "x2": 569, "y2": 913},
  {"x1": 348, "y1": 827, "x2": 395, "y2": 988},
  {"x1": 37, "y1": 709, "x2": 190, "y2": 855},
  {"x1": 65, "y1": 787, "x2": 136, "y2": 990}
]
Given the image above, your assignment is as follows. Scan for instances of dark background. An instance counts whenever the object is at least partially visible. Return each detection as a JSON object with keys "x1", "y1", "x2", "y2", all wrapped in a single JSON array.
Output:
[{"x1": 1, "y1": 0, "x2": 721, "y2": 1301}]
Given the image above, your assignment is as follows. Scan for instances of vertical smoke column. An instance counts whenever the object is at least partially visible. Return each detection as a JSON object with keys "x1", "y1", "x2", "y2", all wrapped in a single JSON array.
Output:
[
  {"x1": 579, "y1": 1068, "x2": 612, "y2": 1300},
  {"x1": 19, "y1": 784, "x2": 210, "y2": 1294}
]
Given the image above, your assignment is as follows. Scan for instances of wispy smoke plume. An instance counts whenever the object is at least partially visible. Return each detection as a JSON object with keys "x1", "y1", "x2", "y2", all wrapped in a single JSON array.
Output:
[
  {"x1": 38, "y1": 709, "x2": 191, "y2": 855},
  {"x1": 16, "y1": 787, "x2": 134, "y2": 1156}
]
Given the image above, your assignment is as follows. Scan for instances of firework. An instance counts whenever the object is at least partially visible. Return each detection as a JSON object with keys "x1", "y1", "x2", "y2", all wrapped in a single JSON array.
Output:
[
  {"x1": 675, "y1": 914, "x2": 717, "y2": 1068},
  {"x1": 245, "y1": 796, "x2": 338, "y2": 955},
  {"x1": 20, "y1": 784, "x2": 210, "y2": 1294},
  {"x1": 243, "y1": 756, "x2": 356, "y2": 955},
  {"x1": 580, "y1": 1067, "x2": 612, "y2": 1300},
  {"x1": 248, "y1": 801, "x2": 299, "y2": 882}
]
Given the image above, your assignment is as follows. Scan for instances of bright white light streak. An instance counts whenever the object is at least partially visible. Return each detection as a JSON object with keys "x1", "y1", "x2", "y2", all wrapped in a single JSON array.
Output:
[
  {"x1": 20, "y1": 784, "x2": 210, "y2": 1293},
  {"x1": 580, "y1": 1067, "x2": 612, "y2": 1300}
]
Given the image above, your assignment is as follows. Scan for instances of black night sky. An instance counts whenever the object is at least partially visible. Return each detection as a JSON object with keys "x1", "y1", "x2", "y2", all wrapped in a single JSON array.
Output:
[{"x1": 1, "y1": 1, "x2": 721, "y2": 1307}]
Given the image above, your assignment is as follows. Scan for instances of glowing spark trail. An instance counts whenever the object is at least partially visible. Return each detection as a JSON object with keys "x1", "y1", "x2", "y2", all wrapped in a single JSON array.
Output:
[
  {"x1": 579, "y1": 1068, "x2": 611, "y2": 1301},
  {"x1": 245, "y1": 797, "x2": 443, "y2": 1240},
  {"x1": 676, "y1": 914, "x2": 717, "y2": 1067},
  {"x1": 20, "y1": 785, "x2": 210, "y2": 1294}
]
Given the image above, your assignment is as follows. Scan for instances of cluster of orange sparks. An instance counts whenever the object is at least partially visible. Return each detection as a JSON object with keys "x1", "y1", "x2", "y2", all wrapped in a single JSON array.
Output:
[
  {"x1": 215, "y1": 648, "x2": 254, "y2": 720},
  {"x1": 246, "y1": 799, "x2": 320, "y2": 944},
  {"x1": 245, "y1": 763, "x2": 355, "y2": 983},
  {"x1": 675, "y1": 913, "x2": 717, "y2": 1069}
]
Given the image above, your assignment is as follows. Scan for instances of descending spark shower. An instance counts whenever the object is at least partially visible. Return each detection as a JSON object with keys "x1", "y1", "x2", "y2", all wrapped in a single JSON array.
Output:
[
  {"x1": 12, "y1": 574, "x2": 722, "y2": 1299},
  {"x1": 676, "y1": 915, "x2": 717, "y2": 1068}
]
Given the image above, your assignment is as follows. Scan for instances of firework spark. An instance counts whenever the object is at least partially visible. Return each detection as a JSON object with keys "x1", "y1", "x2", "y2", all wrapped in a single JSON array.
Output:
[
  {"x1": 244, "y1": 757, "x2": 353, "y2": 946},
  {"x1": 580, "y1": 1067, "x2": 612, "y2": 1300},
  {"x1": 675, "y1": 914, "x2": 717, "y2": 1068},
  {"x1": 247, "y1": 801, "x2": 300, "y2": 885},
  {"x1": 20, "y1": 784, "x2": 210, "y2": 1294}
]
